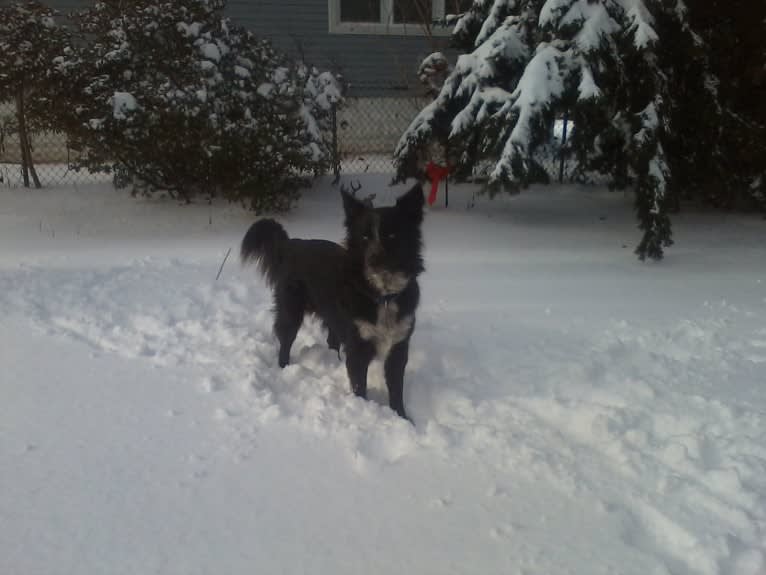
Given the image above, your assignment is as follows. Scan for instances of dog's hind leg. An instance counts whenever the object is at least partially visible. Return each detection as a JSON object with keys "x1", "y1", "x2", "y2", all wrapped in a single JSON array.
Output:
[
  {"x1": 384, "y1": 340, "x2": 410, "y2": 419},
  {"x1": 274, "y1": 282, "x2": 305, "y2": 368}
]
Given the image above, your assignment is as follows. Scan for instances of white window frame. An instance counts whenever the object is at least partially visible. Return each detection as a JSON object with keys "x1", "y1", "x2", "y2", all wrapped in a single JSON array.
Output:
[{"x1": 329, "y1": 0, "x2": 453, "y2": 36}]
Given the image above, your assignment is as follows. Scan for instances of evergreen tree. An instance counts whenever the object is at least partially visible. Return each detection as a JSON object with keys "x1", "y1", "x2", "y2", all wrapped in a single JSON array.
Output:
[
  {"x1": 680, "y1": 0, "x2": 766, "y2": 209},
  {"x1": 394, "y1": 0, "x2": 720, "y2": 260}
]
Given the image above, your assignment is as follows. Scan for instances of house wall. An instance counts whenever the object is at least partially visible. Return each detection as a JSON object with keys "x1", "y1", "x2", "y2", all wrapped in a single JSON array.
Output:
[
  {"x1": 40, "y1": 0, "x2": 448, "y2": 96},
  {"x1": 226, "y1": 1, "x2": 447, "y2": 95}
]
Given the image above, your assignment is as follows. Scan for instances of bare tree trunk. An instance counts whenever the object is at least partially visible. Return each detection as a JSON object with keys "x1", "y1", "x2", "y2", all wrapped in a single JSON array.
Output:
[
  {"x1": 331, "y1": 101, "x2": 340, "y2": 183},
  {"x1": 15, "y1": 91, "x2": 30, "y2": 187},
  {"x1": 15, "y1": 88, "x2": 41, "y2": 188},
  {"x1": 25, "y1": 139, "x2": 41, "y2": 188},
  {"x1": 558, "y1": 112, "x2": 569, "y2": 184}
]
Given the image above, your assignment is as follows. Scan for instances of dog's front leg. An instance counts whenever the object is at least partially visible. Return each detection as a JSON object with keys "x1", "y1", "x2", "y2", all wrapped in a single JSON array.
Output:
[
  {"x1": 345, "y1": 339, "x2": 375, "y2": 399},
  {"x1": 384, "y1": 339, "x2": 410, "y2": 419},
  {"x1": 326, "y1": 329, "x2": 341, "y2": 359}
]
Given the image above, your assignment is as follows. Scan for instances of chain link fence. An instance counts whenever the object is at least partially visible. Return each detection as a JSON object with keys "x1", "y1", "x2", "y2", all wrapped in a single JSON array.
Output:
[
  {"x1": 2, "y1": 96, "x2": 578, "y2": 188},
  {"x1": 0, "y1": 101, "x2": 109, "y2": 187},
  {"x1": 334, "y1": 95, "x2": 426, "y2": 175},
  {"x1": 331, "y1": 96, "x2": 573, "y2": 182}
]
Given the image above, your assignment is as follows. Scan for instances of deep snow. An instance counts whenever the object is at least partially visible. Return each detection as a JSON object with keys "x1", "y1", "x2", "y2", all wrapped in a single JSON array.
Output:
[{"x1": 1, "y1": 177, "x2": 765, "y2": 575}]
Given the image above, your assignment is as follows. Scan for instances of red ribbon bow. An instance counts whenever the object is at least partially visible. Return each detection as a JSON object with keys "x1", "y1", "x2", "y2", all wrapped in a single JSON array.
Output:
[{"x1": 425, "y1": 161, "x2": 450, "y2": 206}]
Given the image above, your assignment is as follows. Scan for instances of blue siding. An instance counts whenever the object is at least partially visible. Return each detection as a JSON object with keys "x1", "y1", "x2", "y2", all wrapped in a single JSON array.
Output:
[
  {"x1": 226, "y1": 0, "x2": 448, "y2": 95},
  {"x1": 38, "y1": 0, "x2": 446, "y2": 96}
]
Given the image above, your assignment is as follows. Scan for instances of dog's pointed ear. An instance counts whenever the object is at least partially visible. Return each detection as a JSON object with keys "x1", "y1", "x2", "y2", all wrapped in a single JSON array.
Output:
[
  {"x1": 341, "y1": 187, "x2": 365, "y2": 218},
  {"x1": 396, "y1": 182, "x2": 425, "y2": 222}
]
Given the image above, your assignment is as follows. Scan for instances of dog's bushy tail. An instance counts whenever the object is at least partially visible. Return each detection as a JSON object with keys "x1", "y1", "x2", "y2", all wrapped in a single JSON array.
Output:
[{"x1": 241, "y1": 219, "x2": 289, "y2": 287}]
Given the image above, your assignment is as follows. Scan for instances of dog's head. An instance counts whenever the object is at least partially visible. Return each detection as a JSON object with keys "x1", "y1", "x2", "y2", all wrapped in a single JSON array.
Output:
[{"x1": 342, "y1": 182, "x2": 425, "y2": 295}]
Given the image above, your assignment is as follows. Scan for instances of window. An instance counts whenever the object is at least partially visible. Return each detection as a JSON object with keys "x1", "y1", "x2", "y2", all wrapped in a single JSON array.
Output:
[
  {"x1": 394, "y1": 0, "x2": 432, "y2": 24},
  {"x1": 339, "y1": 0, "x2": 381, "y2": 23},
  {"x1": 330, "y1": 0, "x2": 471, "y2": 35}
]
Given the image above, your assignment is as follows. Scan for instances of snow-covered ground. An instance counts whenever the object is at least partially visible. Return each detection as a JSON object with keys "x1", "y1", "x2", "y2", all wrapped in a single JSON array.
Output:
[{"x1": 1, "y1": 177, "x2": 765, "y2": 575}]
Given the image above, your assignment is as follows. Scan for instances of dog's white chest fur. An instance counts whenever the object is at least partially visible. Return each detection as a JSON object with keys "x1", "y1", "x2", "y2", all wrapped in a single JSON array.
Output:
[
  {"x1": 365, "y1": 268, "x2": 409, "y2": 296},
  {"x1": 354, "y1": 302, "x2": 413, "y2": 359}
]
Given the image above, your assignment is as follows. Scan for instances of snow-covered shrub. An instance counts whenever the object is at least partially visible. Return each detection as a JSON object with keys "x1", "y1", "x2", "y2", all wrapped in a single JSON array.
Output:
[
  {"x1": 0, "y1": 1, "x2": 71, "y2": 121},
  {"x1": 297, "y1": 63, "x2": 344, "y2": 173},
  {"x1": 57, "y1": 0, "x2": 341, "y2": 211},
  {"x1": 394, "y1": 0, "x2": 727, "y2": 260}
]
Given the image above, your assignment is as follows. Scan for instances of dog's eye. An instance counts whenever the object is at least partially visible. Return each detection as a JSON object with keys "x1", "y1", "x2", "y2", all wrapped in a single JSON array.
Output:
[
  {"x1": 386, "y1": 233, "x2": 396, "y2": 239},
  {"x1": 361, "y1": 234, "x2": 370, "y2": 241}
]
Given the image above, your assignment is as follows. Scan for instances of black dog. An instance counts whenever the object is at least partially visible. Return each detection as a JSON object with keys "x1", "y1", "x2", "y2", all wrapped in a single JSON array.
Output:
[{"x1": 241, "y1": 183, "x2": 425, "y2": 419}]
